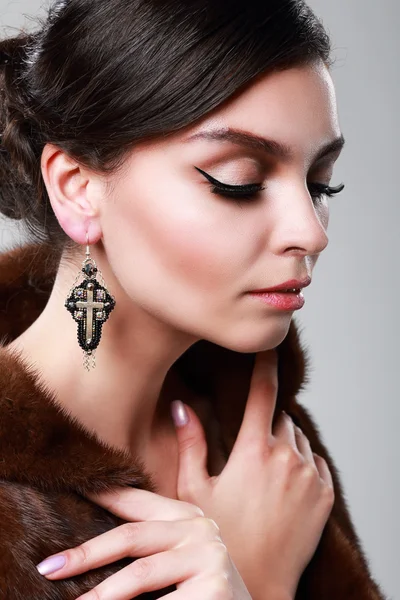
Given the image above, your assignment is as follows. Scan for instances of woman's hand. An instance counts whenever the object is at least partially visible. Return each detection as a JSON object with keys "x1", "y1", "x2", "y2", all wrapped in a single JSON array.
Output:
[
  {"x1": 171, "y1": 349, "x2": 335, "y2": 599},
  {"x1": 36, "y1": 489, "x2": 252, "y2": 600},
  {"x1": 36, "y1": 349, "x2": 333, "y2": 600}
]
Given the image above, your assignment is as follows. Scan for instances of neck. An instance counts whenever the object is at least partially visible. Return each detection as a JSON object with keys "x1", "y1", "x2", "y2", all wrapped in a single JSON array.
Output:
[{"x1": 7, "y1": 241, "x2": 199, "y2": 459}]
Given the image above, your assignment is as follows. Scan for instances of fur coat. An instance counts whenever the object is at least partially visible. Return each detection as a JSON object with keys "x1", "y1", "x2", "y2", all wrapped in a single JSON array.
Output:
[{"x1": 0, "y1": 241, "x2": 387, "y2": 600}]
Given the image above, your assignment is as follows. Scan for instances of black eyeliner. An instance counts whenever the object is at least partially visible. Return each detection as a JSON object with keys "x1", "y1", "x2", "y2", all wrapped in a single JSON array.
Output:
[
  {"x1": 194, "y1": 166, "x2": 264, "y2": 192},
  {"x1": 194, "y1": 165, "x2": 345, "y2": 200}
]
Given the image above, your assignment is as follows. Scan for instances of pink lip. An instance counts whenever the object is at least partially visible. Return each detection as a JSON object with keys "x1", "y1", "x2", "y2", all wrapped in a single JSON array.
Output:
[
  {"x1": 250, "y1": 277, "x2": 311, "y2": 293},
  {"x1": 248, "y1": 290, "x2": 305, "y2": 311}
]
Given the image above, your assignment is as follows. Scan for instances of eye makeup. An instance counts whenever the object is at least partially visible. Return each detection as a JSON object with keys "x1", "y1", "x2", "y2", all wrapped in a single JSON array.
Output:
[
  {"x1": 194, "y1": 166, "x2": 265, "y2": 200},
  {"x1": 194, "y1": 165, "x2": 345, "y2": 205}
]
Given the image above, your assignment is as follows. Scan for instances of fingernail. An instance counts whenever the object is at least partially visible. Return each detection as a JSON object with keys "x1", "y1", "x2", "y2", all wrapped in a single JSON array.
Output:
[
  {"x1": 36, "y1": 555, "x2": 66, "y2": 575},
  {"x1": 171, "y1": 400, "x2": 189, "y2": 427}
]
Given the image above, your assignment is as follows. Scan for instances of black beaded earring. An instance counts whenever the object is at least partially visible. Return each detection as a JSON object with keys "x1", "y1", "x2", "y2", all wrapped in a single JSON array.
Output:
[{"x1": 64, "y1": 233, "x2": 116, "y2": 370}]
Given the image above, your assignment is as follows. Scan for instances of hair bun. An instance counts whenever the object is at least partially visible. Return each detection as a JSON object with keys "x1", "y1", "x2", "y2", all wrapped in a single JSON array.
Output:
[
  {"x1": 0, "y1": 34, "x2": 40, "y2": 224},
  {"x1": 0, "y1": 0, "x2": 333, "y2": 253}
]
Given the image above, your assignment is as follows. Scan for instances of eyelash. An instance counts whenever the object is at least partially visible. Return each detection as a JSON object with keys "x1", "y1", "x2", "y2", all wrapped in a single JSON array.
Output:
[{"x1": 194, "y1": 166, "x2": 345, "y2": 205}]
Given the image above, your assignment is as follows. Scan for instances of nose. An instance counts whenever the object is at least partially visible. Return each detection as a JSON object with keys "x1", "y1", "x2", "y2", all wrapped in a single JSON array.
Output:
[{"x1": 269, "y1": 182, "x2": 329, "y2": 258}]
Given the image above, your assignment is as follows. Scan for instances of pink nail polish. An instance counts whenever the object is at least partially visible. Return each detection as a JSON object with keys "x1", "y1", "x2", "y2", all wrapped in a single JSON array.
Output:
[
  {"x1": 171, "y1": 400, "x2": 189, "y2": 427},
  {"x1": 36, "y1": 555, "x2": 66, "y2": 575}
]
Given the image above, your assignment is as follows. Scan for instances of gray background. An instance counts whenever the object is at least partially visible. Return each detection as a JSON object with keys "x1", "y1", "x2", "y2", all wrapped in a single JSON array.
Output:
[{"x1": 0, "y1": 1, "x2": 398, "y2": 598}]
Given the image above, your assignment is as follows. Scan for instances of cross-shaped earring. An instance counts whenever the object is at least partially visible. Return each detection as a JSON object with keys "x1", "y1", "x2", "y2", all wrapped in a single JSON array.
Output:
[{"x1": 64, "y1": 233, "x2": 116, "y2": 371}]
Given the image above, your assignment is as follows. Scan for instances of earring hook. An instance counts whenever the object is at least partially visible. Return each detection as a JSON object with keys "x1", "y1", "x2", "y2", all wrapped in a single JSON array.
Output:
[{"x1": 85, "y1": 232, "x2": 90, "y2": 257}]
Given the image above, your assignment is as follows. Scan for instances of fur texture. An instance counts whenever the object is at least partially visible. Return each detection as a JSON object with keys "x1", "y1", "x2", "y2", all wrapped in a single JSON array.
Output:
[{"x1": 0, "y1": 242, "x2": 387, "y2": 599}]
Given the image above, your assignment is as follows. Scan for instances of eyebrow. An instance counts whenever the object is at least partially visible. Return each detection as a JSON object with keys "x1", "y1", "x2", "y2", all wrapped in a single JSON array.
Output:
[{"x1": 184, "y1": 127, "x2": 345, "y2": 163}]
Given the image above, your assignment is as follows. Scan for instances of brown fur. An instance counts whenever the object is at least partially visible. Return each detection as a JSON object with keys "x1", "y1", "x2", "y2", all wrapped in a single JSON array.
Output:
[{"x1": 0, "y1": 242, "x2": 387, "y2": 599}]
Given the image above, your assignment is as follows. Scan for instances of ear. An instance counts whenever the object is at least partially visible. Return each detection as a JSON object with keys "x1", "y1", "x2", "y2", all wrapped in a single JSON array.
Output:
[{"x1": 40, "y1": 143, "x2": 103, "y2": 245}]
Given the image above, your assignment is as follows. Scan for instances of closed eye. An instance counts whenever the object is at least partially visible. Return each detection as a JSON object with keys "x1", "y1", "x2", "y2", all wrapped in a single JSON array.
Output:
[
  {"x1": 308, "y1": 182, "x2": 345, "y2": 203},
  {"x1": 194, "y1": 166, "x2": 345, "y2": 205},
  {"x1": 195, "y1": 166, "x2": 265, "y2": 199}
]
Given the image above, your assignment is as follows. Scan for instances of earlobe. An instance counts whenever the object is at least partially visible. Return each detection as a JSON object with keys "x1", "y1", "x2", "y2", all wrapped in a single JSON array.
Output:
[{"x1": 40, "y1": 143, "x2": 102, "y2": 245}]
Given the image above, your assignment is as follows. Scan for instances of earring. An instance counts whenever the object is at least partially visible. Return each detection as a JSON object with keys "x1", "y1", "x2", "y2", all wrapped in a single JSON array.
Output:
[{"x1": 64, "y1": 233, "x2": 116, "y2": 371}]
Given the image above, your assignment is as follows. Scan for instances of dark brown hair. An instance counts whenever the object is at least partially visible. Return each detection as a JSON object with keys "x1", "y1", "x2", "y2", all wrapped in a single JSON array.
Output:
[{"x1": 0, "y1": 0, "x2": 333, "y2": 253}]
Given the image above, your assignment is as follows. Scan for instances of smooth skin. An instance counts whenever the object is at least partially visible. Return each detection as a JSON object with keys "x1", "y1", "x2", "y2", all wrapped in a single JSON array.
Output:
[
  {"x1": 38, "y1": 350, "x2": 334, "y2": 600},
  {"x1": 8, "y1": 58, "x2": 343, "y2": 598}
]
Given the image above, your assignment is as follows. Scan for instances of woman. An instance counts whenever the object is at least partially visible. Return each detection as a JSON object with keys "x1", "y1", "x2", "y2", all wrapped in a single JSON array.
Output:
[{"x1": 0, "y1": 0, "x2": 386, "y2": 599}]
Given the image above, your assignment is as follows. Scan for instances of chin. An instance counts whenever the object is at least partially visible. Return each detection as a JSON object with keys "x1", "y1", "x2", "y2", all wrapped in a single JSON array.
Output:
[{"x1": 209, "y1": 317, "x2": 293, "y2": 354}]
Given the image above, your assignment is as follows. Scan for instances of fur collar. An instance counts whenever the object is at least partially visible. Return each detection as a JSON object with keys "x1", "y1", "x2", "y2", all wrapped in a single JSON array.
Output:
[
  {"x1": 0, "y1": 241, "x2": 310, "y2": 496},
  {"x1": 0, "y1": 242, "x2": 388, "y2": 600}
]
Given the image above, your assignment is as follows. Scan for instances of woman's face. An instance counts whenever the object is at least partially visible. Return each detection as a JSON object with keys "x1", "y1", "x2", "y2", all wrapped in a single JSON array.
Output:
[{"x1": 97, "y1": 60, "x2": 344, "y2": 352}]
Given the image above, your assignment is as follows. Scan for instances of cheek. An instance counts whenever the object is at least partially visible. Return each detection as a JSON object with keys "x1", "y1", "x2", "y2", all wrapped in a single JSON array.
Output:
[{"x1": 100, "y1": 182, "x2": 249, "y2": 303}]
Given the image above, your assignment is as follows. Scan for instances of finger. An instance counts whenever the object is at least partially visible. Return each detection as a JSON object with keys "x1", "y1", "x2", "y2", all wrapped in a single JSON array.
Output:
[
  {"x1": 174, "y1": 575, "x2": 236, "y2": 600},
  {"x1": 229, "y1": 349, "x2": 278, "y2": 458},
  {"x1": 38, "y1": 518, "x2": 217, "y2": 580},
  {"x1": 171, "y1": 400, "x2": 210, "y2": 501},
  {"x1": 185, "y1": 395, "x2": 227, "y2": 476},
  {"x1": 74, "y1": 544, "x2": 221, "y2": 600},
  {"x1": 74, "y1": 548, "x2": 185, "y2": 600},
  {"x1": 313, "y1": 453, "x2": 334, "y2": 488},
  {"x1": 84, "y1": 487, "x2": 204, "y2": 522},
  {"x1": 293, "y1": 425, "x2": 316, "y2": 465},
  {"x1": 167, "y1": 577, "x2": 224, "y2": 600},
  {"x1": 272, "y1": 411, "x2": 297, "y2": 448}
]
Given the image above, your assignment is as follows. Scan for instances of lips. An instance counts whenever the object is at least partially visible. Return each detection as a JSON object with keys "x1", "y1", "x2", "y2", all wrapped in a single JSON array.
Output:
[
  {"x1": 250, "y1": 277, "x2": 311, "y2": 294},
  {"x1": 249, "y1": 289, "x2": 305, "y2": 310}
]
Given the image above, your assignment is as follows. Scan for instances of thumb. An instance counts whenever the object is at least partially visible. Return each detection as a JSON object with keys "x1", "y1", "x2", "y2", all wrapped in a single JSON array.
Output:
[{"x1": 170, "y1": 399, "x2": 210, "y2": 501}]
